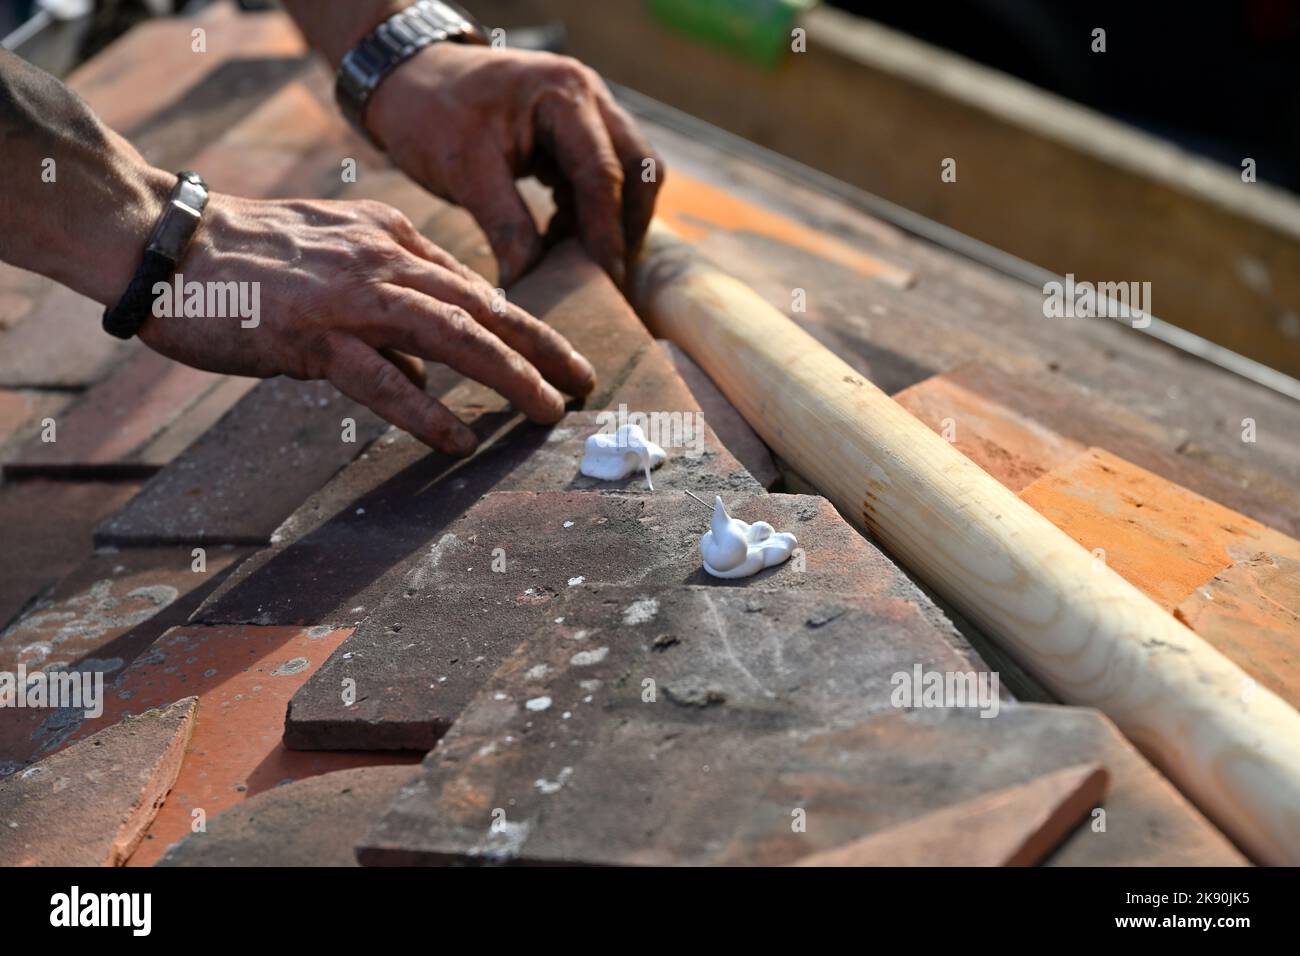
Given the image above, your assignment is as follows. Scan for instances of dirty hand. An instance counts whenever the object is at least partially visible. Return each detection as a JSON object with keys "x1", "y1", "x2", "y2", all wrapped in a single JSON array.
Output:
[
  {"x1": 139, "y1": 189, "x2": 596, "y2": 456},
  {"x1": 366, "y1": 43, "x2": 664, "y2": 287}
]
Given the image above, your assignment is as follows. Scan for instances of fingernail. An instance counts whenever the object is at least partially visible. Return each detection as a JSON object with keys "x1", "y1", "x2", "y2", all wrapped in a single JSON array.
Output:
[{"x1": 572, "y1": 350, "x2": 597, "y2": 394}]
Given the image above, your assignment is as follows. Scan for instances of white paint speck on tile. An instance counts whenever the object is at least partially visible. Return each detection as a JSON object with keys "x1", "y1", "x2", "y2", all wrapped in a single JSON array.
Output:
[{"x1": 622, "y1": 597, "x2": 659, "y2": 626}]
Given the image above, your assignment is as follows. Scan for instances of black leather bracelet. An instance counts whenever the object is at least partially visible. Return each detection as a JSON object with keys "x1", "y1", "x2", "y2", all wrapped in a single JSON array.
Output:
[{"x1": 102, "y1": 170, "x2": 209, "y2": 340}]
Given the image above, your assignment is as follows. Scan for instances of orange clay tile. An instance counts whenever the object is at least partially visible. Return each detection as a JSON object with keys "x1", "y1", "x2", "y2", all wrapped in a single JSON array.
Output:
[
  {"x1": 49, "y1": 625, "x2": 419, "y2": 867},
  {"x1": 893, "y1": 373, "x2": 1085, "y2": 492},
  {"x1": 1018, "y1": 447, "x2": 1300, "y2": 612},
  {"x1": 1175, "y1": 550, "x2": 1300, "y2": 710},
  {"x1": 656, "y1": 172, "x2": 914, "y2": 287}
]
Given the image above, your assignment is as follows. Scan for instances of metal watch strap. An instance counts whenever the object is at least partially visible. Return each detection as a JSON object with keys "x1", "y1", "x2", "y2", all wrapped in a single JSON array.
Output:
[
  {"x1": 102, "y1": 170, "x2": 209, "y2": 341},
  {"x1": 335, "y1": 0, "x2": 489, "y2": 147}
]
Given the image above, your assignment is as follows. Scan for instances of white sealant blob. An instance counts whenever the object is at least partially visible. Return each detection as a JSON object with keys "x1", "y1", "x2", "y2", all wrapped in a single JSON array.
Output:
[
  {"x1": 579, "y1": 423, "x2": 666, "y2": 490},
  {"x1": 699, "y1": 497, "x2": 798, "y2": 579}
]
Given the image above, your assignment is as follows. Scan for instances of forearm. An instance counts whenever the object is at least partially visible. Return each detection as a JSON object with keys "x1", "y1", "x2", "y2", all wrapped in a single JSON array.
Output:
[
  {"x1": 0, "y1": 50, "x2": 171, "y2": 305},
  {"x1": 280, "y1": 0, "x2": 411, "y2": 66}
]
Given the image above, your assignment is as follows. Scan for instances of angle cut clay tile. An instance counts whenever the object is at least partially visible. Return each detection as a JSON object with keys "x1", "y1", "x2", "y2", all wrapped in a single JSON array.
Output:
[
  {"x1": 0, "y1": 697, "x2": 197, "y2": 867},
  {"x1": 791, "y1": 762, "x2": 1109, "y2": 866},
  {"x1": 159, "y1": 764, "x2": 416, "y2": 867}
]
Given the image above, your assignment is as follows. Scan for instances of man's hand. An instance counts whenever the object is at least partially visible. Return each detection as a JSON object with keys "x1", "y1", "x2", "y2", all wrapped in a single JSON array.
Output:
[
  {"x1": 141, "y1": 192, "x2": 595, "y2": 456},
  {"x1": 366, "y1": 43, "x2": 663, "y2": 287}
]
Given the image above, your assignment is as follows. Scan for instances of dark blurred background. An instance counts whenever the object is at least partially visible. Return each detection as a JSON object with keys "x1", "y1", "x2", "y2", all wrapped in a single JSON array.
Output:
[
  {"x1": 4, "y1": 0, "x2": 1298, "y2": 191},
  {"x1": 833, "y1": 0, "x2": 1300, "y2": 191}
]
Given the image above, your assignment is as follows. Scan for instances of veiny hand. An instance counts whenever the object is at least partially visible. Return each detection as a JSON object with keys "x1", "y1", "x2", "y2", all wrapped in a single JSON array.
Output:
[
  {"x1": 140, "y1": 191, "x2": 596, "y2": 456},
  {"x1": 366, "y1": 43, "x2": 664, "y2": 287}
]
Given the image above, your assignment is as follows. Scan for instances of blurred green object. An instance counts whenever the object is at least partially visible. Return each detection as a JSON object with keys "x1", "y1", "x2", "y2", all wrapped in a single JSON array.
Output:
[{"x1": 648, "y1": 0, "x2": 818, "y2": 68}]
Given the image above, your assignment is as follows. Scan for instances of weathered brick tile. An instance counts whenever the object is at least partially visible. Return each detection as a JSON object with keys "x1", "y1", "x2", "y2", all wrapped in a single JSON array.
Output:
[
  {"x1": 0, "y1": 480, "x2": 144, "y2": 634},
  {"x1": 0, "y1": 263, "x2": 50, "y2": 334},
  {"x1": 901, "y1": 361, "x2": 1300, "y2": 536},
  {"x1": 658, "y1": 341, "x2": 779, "y2": 488},
  {"x1": 190, "y1": 75, "x2": 387, "y2": 202},
  {"x1": 791, "y1": 762, "x2": 1109, "y2": 866},
  {"x1": 158, "y1": 764, "x2": 416, "y2": 867},
  {"x1": 0, "y1": 284, "x2": 136, "y2": 389},
  {"x1": 893, "y1": 367, "x2": 1086, "y2": 492},
  {"x1": 355, "y1": 582, "x2": 991, "y2": 866},
  {"x1": 286, "y1": 491, "x2": 960, "y2": 751},
  {"x1": 186, "y1": 416, "x2": 516, "y2": 629},
  {"x1": 362, "y1": 696, "x2": 1243, "y2": 866},
  {"x1": 94, "y1": 378, "x2": 387, "y2": 547},
  {"x1": 656, "y1": 171, "x2": 914, "y2": 287},
  {"x1": 4, "y1": 348, "x2": 225, "y2": 478},
  {"x1": 125, "y1": 56, "x2": 310, "y2": 174},
  {"x1": 0, "y1": 545, "x2": 251, "y2": 677},
  {"x1": 194, "y1": 410, "x2": 761, "y2": 627},
  {"x1": 423, "y1": 205, "x2": 498, "y2": 284},
  {"x1": 69, "y1": 3, "x2": 306, "y2": 132},
  {"x1": 2, "y1": 623, "x2": 420, "y2": 865},
  {"x1": 718, "y1": 706, "x2": 1246, "y2": 867},
  {"x1": 602, "y1": 334, "x2": 701, "y2": 413},
  {"x1": 1019, "y1": 447, "x2": 1296, "y2": 611},
  {"x1": 134, "y1": 375, "x2": 259, "y2": 464},
  {"x1": 508, "y1": 240, "x2": 656, "y2": 408},
  {"x1": 0, "y1": 697, "x2": 197, "y2": 866},
  {"x1": 1175, "y1": 550, "x2": 1300, "y2": 710},
  {"x1": 0, "y1": 389, "x2": 70, "y2": 460}
]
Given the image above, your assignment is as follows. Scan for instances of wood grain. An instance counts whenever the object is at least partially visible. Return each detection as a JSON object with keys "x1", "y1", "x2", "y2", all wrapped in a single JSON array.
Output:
[{"x1": 632, "y1": 222, "x2": 1300, "y2": 865}]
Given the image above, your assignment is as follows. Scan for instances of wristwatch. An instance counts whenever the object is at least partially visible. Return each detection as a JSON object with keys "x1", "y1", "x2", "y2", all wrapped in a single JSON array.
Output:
[
  {"x1": 336, "y1": 0, "x2": 490, "y2": 147},
  {"x1": 102, "y1": 170, "x2": 209, "y2": 341}
]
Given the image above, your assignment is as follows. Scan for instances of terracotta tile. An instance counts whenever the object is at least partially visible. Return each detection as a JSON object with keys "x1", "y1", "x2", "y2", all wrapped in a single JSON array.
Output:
[
  {"x1": 716, "y1": 706, "x2": 1245, "y2": 867},
  {"x1": 656, "y1": 172, "x2": 914, "y2": 287},
  {"x1": 0, "y1": 480, "x2": 143, "y2": 634},
  {"x1": 658, "y1": 341, "x2": 779, "y2": 488},
  {"x1": 1019, "y1": 447, "x2": 1294, "y2": 610},
  {"x1": 902, "y1": 361, "x2": 1300, "y2": 537},
  {"x1": 0, "y1": 284, "x2": 136, "y2": 389},
  {"x1": 189, "y1": 77, "x2": 384, "y2": 202},
  {"x1": 1175, "y1": 549, "x2": 1300, "y2": 710},
  {"x1": 195, "y1": 406, "x2": 760, "y2": 628},
  {"x1": 95, "y1": 378, "x2": 387, "y2": 547},
  {"x1": 286, "y1": 491, "x2": 961, "y2": 751},
  {"x1": 0, "y1": 697, "x2": 196, "y2": 866},
  {"x1": 508, "y1": 240, "x2": 656, "y2": 409},
  {"x1": 422, "y1": 205, "x2": 498, "y2": 285},
  {"x1": 17, "y1": 623, "x2": 417, "y2": 866},
  {"x1": 0, "y1": 390, "x2": 70, "y2": 459},
  {"x1": 0, "y1": 264, "x2": 50, "y2": 334},
  {"x1": 0, "y1": 545, "x2": 250, "y2": 677},
  {"x1": 610, "y1": 335, "x2": 702, "y2": 414},
  {"x1": 69, "y1": 4, "x2": 306, "y2": 132},
  {"x1": 358, "y1": 582, "x2": 993, "y2": 865},
  {"x1": 158, "y1": 764, "x2": 416, "y2": 867},
  {"x1": 135, "y1": 375, "x2": 259, "y2": 464},
  {"x1": 125, "y1": 57, "x2": 310, "y2": 174},
  {"x1": 893, "y1": 370, "x2": 1085, "y2": 492},
  {"x1": 4, "y1": 348, "x2": 224, "y2": 478},
  {"x1": 791, "y1": 763, "x2": 1108, "y2": 866}
]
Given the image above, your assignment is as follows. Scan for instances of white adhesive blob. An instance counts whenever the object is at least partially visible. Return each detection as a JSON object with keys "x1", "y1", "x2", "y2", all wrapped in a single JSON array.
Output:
[
  {"x1": 699, "y1": 496, "x2": 798, "y2": 579},
  {"x1": 579, "y1": 424, "x2": 666, "y2": 490}
]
